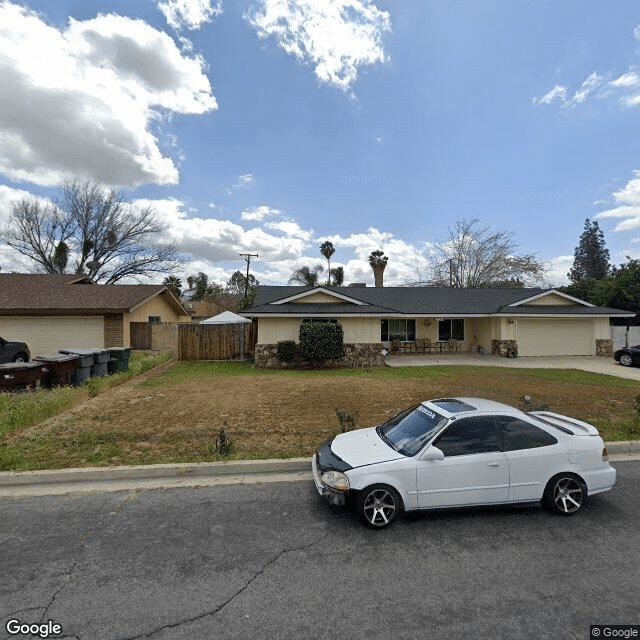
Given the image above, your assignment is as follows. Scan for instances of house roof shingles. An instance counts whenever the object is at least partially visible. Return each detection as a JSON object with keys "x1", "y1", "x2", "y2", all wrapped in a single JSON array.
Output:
[
  {"x1": 247, "y1": 286, "x2": 632, "y2": 317},
  {"x1": 0, "y1": 274, "x2": 186, "y2": 316}
]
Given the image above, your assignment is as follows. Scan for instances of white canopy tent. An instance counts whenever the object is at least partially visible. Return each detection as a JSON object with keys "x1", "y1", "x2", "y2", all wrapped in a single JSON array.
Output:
[{"x1": 201, "y1": 311, "x2": 251, "y2": 325}]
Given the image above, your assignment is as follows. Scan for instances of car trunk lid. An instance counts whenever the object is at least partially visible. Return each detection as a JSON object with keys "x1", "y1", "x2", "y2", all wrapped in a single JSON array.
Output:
[{"x1": 529, "y1": 411, "x2": 600, "y2": 436}]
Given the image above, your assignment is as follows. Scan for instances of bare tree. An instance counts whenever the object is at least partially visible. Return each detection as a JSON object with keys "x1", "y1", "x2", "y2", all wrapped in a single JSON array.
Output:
[
  {"x1": 3, "y1": 179, "x2": 184, "y2": 283},
  {"x1": 428, "y1": 218, "x2": 545, "y2": 287}
]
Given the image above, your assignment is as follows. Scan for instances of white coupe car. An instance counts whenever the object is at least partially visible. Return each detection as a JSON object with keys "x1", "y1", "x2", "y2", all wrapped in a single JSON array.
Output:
[{"x1": 312, "y1": 397, "x2": 616, "y2": 528}]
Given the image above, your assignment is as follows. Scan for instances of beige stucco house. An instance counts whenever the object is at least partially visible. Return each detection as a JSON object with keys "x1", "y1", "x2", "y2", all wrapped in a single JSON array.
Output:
[
  {"x1": 243, "y1": 285, "x2": 633, "y2": 367},
  {"x1": 0, "y1": 274, "x2": 190, "y2": 356}
]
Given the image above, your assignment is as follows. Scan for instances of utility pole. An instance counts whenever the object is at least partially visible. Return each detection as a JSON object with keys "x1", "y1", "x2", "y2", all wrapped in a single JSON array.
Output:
[{"x1": 239, "y1": 253, "x2": 258, "y2": 299}]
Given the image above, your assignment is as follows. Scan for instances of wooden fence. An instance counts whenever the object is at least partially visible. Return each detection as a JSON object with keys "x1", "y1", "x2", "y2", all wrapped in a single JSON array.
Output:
[
  {"x1": 130, "y1": 322, "x2": 152, "y2": 350},
  {"x1": 178, "y1": 323, "x2": 257, "y2": 360},
  {"x1": 130, "y1": 321, "x2": 257, "y2": 360}
]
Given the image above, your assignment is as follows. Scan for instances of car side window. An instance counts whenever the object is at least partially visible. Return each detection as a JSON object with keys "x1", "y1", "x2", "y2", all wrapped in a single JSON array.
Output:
[
  {"x1": 433, "y1": 416, "x2": 499, "y2": 457},
  {"x1": 496, "y1": 416, "x2": 558, "y2": 451}
]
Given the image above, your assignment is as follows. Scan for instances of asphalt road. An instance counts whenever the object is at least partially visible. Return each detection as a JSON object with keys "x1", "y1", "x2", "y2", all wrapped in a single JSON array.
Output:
[{"x1": 1, "y1": 462, "x2": 639, "y2": 640}]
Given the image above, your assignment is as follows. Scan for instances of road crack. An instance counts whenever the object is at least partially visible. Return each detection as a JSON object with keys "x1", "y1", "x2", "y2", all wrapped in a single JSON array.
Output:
[
  {"x1": 38, "y1": 491, "x2": 139, "y2": 625},
  {"x1": 122, "y1": 532, "x2": 329, "y2": 640}
]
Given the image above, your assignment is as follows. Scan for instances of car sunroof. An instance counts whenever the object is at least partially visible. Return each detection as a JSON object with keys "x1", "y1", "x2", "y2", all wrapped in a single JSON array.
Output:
[{"x1": 430, "y1": 399, "x2": 476, "y2": 413}]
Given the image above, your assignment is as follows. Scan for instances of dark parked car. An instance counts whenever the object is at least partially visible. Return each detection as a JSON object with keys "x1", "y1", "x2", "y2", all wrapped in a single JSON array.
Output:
[
  {"x1": 0, "y1": 337, "x2": 31, "y2": 363},
  {"x1": 614, "y1": 345, "x2": 640, "y2": 367}
]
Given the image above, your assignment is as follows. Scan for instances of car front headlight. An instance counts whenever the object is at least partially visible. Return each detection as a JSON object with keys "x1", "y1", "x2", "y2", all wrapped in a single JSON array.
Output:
[{"x1": 320, "y1": 470, "x2": 350, "y2": 492}]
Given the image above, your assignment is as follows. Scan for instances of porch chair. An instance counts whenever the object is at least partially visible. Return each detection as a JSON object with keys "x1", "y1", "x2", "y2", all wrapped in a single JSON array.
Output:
[
  {"x1": 447, "y1": 339, "x2": 462, "y2": 352},
  {"x1": 423, "y1": 338, "x2": 436, "y2": 353},
  {"x1": 391, "y1": 339, "x2": 403, "y2": 354}
]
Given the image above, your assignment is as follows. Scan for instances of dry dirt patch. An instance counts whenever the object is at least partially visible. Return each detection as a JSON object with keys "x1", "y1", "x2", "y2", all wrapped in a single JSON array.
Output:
[
  {"x1": 10, "y1": 362, "x2": 637, "y2": 467},
  {"x1": 37, "y1": 373, "x2": 452, "y2": 456}
]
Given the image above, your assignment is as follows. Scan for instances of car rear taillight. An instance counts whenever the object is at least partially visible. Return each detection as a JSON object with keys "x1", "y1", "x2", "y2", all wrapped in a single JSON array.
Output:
[{"x1": 602, "y1": 447, "x2": 609, "y2": 462}]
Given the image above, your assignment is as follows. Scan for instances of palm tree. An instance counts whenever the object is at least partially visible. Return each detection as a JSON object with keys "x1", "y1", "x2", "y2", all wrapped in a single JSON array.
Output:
[
  {"x1": 329, "y1": 266, "x2": 344, "y2": 286},
  {"x1": 368, "y1": 250, "x2": 388, "y2": 288},
  {"x1": 320, "y1": 241, "x2": 335, "y2": 286},
  {"x1": 288, "y1": 265, "x2": 324, "y2": 286},
  {"x1": 163, "y1": 275, "x2": 182, "y2": 299}
]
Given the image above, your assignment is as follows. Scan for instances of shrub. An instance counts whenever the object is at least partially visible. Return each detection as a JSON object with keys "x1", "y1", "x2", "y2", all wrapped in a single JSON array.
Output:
[
  {"x1": 276, "y1": 340, "x2": 297, "y2": 363},
  {"x1": 298, "y1": 322, "x2": 345, "y2": 365},
  {"x1": 335, "y1": 410, "x2": 358, "y2": 432},
  {"x1": 215, "y1": 428, "x2": 233, "y2": 456}
]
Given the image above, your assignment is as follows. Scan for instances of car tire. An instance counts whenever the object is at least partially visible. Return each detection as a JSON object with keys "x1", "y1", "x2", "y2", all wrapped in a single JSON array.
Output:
[
  {"x1": 542, "y1": 473, "x2": 587, "y2": 516},
  {"x1": 12, "y1": 352, "x2": 28, "y2": 363},
  {"x1": 356, "y1": 484, "x2": 402, "y2": 529},
  {"x1": 619, "y1": 354, "x2": 633, "y2": 367}
]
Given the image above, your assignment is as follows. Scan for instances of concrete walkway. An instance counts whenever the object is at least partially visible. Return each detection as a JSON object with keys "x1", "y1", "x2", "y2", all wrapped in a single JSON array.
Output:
[{"x1": 386, "y1": 353, "x2": 640, "y2": 381}]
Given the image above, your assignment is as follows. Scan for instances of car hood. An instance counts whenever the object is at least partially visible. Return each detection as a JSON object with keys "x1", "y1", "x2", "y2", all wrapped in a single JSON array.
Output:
[{"x1": 331, "y1": 427, "x2": 405, "y2": 468}]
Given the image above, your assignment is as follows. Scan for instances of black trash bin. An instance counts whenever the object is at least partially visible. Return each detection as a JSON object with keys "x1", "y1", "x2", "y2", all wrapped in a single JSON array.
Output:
[
  {"x1": 35, "y1": 354, "x2": 79, "y2": 388},
  {"x1": 0, "y1": 361, "x2": 47, "y2": 391}
]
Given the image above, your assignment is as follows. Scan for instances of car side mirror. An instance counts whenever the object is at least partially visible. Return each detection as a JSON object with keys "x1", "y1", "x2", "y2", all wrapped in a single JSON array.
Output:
[{"x1": 420, "y1": 445, "x2": 444, "y2": 462}]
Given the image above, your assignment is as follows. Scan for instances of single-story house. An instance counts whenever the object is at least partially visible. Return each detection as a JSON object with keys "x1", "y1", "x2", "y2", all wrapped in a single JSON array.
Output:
[
  {"x1": 243, "y1": 285, "x2": 633, "y2": 367},
  {"x1": 0, "y1": 273, "x2": 190, "y2": 355}
]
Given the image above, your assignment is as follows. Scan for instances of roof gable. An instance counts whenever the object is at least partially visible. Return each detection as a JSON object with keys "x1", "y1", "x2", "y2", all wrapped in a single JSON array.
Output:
[
  {"x1": 508, "y1": 289, "x2": 594, "y2": 307},
  {"x1": 271, "y1": 287, "x2": 367, "y2": 306}
]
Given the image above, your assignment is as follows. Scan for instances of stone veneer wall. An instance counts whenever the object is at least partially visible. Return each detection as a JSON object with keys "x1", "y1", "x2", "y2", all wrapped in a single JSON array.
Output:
[
  {"x1": 491, "y1": 339, "x2": 518, "y2": 357},
  {"x1": 595, "y1": 339, "x2": 613, "y2": 357},
  {"x1": 254, "y1": 343, "x2": 386, "y2": 369}
]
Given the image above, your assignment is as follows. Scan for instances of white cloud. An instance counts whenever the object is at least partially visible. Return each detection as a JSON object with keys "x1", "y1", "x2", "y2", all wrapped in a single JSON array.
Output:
[
  {"x1": 595, "y1": 170, "x2": 640, "y2": 254},
  {"x1": 241, "y1": 205, "x2": 281, "y2": 221},
  {"x1": 238, "y1": 173, "x2": 255, "y2": 185},
  {"x1": 0, "y1": 2, "x2": 217, "y2": 188},
  {"x1": 532, "y1": 84, "x2": 568, "y2": 106},
  {"x1": 532, "y1": 72, "x2": 606, "y2": 108},
  {"x1": 544, "y1": 255, "x2": 572, "y2": 287},
  {"x1": 132, "y1": 198, "x2": 429, "y2": 286},
  {"x1": 533, "y1": 24, "x2": 640, "y2": 110},
  {"x1": 158, "y1": 0, "x2": 223, "y2": 31},
  {"x1": 245, "y1": 0, "x2": 391, "y2": 92}
]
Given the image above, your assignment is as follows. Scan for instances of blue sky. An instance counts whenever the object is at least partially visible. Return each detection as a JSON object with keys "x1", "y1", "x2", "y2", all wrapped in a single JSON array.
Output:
[{"x1": 1, "y1": 0, "x2": 640, "y2": 287}]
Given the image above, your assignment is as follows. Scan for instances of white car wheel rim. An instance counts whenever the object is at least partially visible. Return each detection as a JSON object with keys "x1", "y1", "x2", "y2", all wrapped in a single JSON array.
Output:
[
  {"x1": 553, "y1": 477, "x2": 583, "y2": 513},
  {"x1": 363, "y1": 489, "x2": 396, "y2": 526}
]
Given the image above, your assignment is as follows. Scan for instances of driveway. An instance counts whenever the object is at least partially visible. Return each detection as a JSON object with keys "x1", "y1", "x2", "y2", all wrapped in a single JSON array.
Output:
[{"x1": 386, "y1": 353, "x2": 640, "y2": 381}]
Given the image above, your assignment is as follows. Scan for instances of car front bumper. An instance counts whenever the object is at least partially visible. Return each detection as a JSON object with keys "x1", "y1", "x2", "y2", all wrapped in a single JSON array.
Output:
[{"x1": 312, "y1": 453, "x2": 347, "y2": 506}]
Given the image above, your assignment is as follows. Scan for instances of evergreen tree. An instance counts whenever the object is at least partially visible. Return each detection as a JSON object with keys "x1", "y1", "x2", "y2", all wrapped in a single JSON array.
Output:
[{"x1": 568, "y1": 219, "x2": 611, "y2": 283}]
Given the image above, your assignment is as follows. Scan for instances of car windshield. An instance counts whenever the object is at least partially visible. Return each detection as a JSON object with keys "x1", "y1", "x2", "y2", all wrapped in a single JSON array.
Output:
[{"x1": 377, "y1": 404, "x2": 448, "y2": 456}]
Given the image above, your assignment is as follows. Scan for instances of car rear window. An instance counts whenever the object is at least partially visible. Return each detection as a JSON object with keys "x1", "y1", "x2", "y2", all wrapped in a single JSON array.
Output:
[{"x1": 430, "y1": 399, "x2": 476, "y2": 413}]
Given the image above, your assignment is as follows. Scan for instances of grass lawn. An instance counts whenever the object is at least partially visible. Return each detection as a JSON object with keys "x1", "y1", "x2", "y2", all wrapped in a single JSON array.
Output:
[{"x1": 1, "y1": 360, "x2": 638, "y2": 471}]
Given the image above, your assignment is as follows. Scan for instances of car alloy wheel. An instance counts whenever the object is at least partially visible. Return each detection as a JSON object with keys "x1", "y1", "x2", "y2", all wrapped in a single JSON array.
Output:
[
  {"x1": 544, "y1": 474, "x2": 585, "y2": 515},
  {"x1": 619, "y1": 354, "x2": 633, "y2": 367},
  {"x1": 357, "y1": 485, "x2": 401, "y2": 529}
]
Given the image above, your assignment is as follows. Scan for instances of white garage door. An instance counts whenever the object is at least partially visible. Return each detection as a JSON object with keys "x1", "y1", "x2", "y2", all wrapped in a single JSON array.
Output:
[
  {"x1": 517, "y1": 319, "x2": 593, "y2": 356},
  {"x1": 0, "y1": 316, "x2": 104, "y2": 357}
]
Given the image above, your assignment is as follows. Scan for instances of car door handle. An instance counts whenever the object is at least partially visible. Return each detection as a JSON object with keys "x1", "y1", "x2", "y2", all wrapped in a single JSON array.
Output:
[{"x1": 487, "y1": 463, "x2": 500, "y2": 467}]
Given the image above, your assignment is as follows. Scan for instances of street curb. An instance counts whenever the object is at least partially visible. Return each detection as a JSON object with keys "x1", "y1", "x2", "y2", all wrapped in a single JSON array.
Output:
[
  {"x1": 0, "y1": 440, "x2": 638, "y2": 490},
  {"x1": 0, "y1": 458, "x2": 311, "y2": 488},
  {"x1": 606, "y1": 440, "x2": 640, "y2": 455}
]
